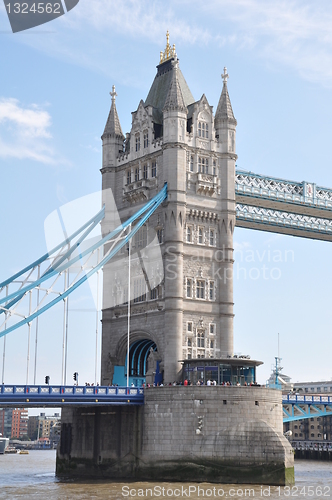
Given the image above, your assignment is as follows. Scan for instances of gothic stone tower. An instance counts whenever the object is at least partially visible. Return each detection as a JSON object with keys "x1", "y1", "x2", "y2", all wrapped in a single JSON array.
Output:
[{"x1": 100, "y1": 34, "x2": 237, "y2": 384}]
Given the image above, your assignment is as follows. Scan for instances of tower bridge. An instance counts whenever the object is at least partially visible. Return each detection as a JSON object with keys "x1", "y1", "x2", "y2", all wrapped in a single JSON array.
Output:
[{"x1": 3, "y1": 32, "x2": 332, "y2": 484}]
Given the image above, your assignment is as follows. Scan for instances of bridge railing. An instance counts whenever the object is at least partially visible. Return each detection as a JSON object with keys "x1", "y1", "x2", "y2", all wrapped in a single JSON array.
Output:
[
  {"x1": 0, "y1": 385, "x2": 144, "y2": 405},
  {"x1": 235, "y1": 170, "x2": 332, "y2": 210},
  {"x1": 282, "y1": 394, "x2": 332, "y2": 404}
]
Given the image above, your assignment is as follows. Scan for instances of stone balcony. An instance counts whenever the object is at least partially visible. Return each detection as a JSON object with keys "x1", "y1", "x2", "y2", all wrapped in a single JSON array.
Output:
[
  {"x1": 194, "y1": 172, "x2": 219, "y2": 196},
  {"x1": 123, "y1": 178, "x2": 157, "y2": 203}
]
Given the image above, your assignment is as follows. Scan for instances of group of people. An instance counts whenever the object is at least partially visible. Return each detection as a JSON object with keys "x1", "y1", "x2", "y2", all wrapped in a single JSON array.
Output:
[{"x1": 144, "y1": 380, "x2": 261, "y2": 387}]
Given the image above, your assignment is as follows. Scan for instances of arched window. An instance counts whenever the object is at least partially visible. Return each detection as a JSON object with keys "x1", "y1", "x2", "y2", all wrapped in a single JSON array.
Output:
[{"x1": 143, "y1": 164, "x2": 148, "y2": 179}]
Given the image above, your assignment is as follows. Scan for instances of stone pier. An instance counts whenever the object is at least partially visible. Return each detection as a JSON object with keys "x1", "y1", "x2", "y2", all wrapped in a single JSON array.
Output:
[{"x1": 57, "y1": 387, "x2": 294, "y2": 485}]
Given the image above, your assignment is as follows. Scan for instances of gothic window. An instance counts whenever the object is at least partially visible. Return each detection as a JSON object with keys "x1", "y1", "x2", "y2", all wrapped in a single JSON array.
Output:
[
  {"x1": 209, "y1": 324, "x2": 215, "y2": 335},
  {"x1": 151, "y1": 161, "x2": 157, "y2": 177},
  {"x1": 190, "y1": 156, "x2": 194, "y2": 172},
  {"x1": 143, "y1": 164, "x2": 148, "y2": 179},
  {"x1": 157, "y1": 228, "x2": 163, "y2": 243},
  {"x1": 187, "y1": 353, "x2": 192, "y2": 359},
  {"x1": 127, "y1": 170, "x2": 131, "y2": 185},
  {"x1": 198, "y1": 122, "x2": 208, "y2": 138},
  {"x1": 209, "y1": 229, "x2": 215, "y2": 246},
  {"x1": 196, "y1": 280, "x2": 205, "y2": 299},
  {"x1": 198, "y1": 227, "x2": 204, "y2": 244},
  {"x1": 198, "y1": 157, "x2": 209, "y2": 174},
  {"x1": 186, "y1": 279, "x2": 192, "y2": 298},
  {"x1": 150, "y1": 287, "x2": 158, "y2": 300},
  {"x1": 213, "y1": 160, "x2": 217, "y2": 176},
  {"x1": 135, "y1": 167, "x2": 139, "y2": 182},
  {"x1": 186, "y1": 226, "x2": 192, "y2": 243},
  {"x1": 135, "y1": 134, "x2": 140, "y2": 152},
  {"x1": 197, "y1": 331, "x2": 205, "y2": 348},
  {"x1": 143, "y1": 131, "x2": 149, "y2": 148},
  {"x1": 210, "y1": 340, "x2": 214, "y2": 349},
  {"x1": 187, "y1": 321, "x2": 193, "y2": 332},
  {"x1": 209, "y1": 281, "x2": 214, "y2": 300},
  {"x1": 188, "y1": 338, "x2": 192, "y2": 347},
  {"x1": 133, "y1": 277, "x2": 146, "y2": 303}
]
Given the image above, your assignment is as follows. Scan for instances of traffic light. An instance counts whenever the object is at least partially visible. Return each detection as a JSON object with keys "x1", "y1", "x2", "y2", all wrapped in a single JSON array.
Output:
[
  {"x1": 73, "y1": 372, "x2": 78, "y2": 384},
  {"x1": 45, "y1": 375, "x2": 50, "y2": 385}
]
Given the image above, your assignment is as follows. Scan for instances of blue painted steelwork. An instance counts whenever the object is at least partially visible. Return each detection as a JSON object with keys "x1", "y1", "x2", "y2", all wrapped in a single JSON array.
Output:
[
  {"x1": 0, "y1": 184, "x2": 168, "y2": 337},
  {"x1": 0, "y1": 384, "x2": 144, "y2": 407},
  {"x1": 236, "y1": 169, "x2": 332, "y2": 212},
  {"x1": 235, "y1": 170, "x2": 332, "y2": 240},
  {"x1": 282, "y1": 394, "x2": 332, "y2": 422}
]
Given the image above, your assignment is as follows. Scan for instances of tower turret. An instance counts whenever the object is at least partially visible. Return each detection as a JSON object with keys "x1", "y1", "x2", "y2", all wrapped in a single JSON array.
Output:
[
  {"x1": 214, "y1": 67, "x2": 237, "y2": 357},
  {"x1": 101, "y1": 85, "x2": 124, "y2": 169}
]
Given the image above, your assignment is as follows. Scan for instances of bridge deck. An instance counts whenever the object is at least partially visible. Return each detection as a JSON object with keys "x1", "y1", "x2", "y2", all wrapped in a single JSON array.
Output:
[{"x1": 0, "y1": 385, "x2": 144, "y2": 407}]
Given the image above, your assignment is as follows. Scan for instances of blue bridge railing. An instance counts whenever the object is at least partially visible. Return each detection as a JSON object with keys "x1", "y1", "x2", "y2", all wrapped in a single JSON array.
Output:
[{"x1": 0, "y1": 385, "x2": 144, "y2": 406}]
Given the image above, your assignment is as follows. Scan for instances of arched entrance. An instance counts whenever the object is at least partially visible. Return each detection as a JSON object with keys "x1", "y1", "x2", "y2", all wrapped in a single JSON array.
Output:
[{"x1": 112, "y1": 337, "x2": 162, "y2": 387}]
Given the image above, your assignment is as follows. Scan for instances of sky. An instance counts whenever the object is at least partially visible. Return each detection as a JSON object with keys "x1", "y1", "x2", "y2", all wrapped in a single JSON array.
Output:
[{"x1": 1, "y1": 0, "x2": 332, "y2": 398}]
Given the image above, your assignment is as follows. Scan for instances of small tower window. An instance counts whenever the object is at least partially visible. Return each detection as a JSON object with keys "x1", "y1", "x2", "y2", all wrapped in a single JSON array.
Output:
[
  {"x1": 143, "y1": 131, "x2": 149, "y2": 148},
  {"x1": 190, "y1": 156, "x2": 194, "y2": 172},
  {"x1": 135, "y1": 134, "x2": 140, "y2": 152},
  {"x1": 197, "y1": 331, "x2": 205, "y2": 348},
  {"x1": 186, "y1": 226, "x2": 192, "y2": 243},
  {"x1": 135, "y1": 167, "x2": 139, "y2": 182},
  {"x1": 151, "y1": 161, "x2": 157, "y2": 177},
  {"x1": 198, "y1": 227, "x2": 204, "y2": 244},
  {"x1": 209, "y1": 229, "x2": 215, "y2": 246},
  {"x1": 143, "y1": 164, "x2": 148, "y2": 179},
  {"x1": 210, "y1": 340, "x2": 214, "y2": 349},
  {"x1": 188, "y1": 338, "x2": 192, "y2": 347},
  {"x1": 210, "y1": 324, "x2": 215, "y2": 335},
  {"x1": 157, "y1": 228, "x2": 163, "y2": 243},
  {"x1": 187, "y1": 321, "x2": 193, "y2": 332},
  {"x1": 198, "y1": 157, "x2": 209, "y2": 174},
  {"x1": 198, "y1": 122, "x2": 208, "y2": 139},
  {"x1": 186, "y1": 279, "x2": 192, "y2": 298},
  {"x1": 196, "y1": 280, "x2": 205, "y2": 299},
  {"x1": 209, "y1": 281, "x2": 214, "y2": 300},
  {"x1": 127, "y1": 170, "x2": 131, "y2": 185},
  {"x1": 213, "y1": 160, "x2": 217, "y2": 176}
]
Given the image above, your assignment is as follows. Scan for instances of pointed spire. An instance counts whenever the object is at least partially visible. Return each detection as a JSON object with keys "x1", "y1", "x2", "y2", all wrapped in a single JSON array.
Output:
[
  {"x1": 215, "y1": 67, "x2": 236, "y2": 124},
  {"x1": 102, "y1": 85, "x2": 124, "y2": 138},
  {"x1": 163, "y1": 59, "x2": 187, "y2": 113}
]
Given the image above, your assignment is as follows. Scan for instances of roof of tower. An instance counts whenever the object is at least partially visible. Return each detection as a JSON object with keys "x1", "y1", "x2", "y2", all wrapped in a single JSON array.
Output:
[
  {"x1": 103, "y1": 85, "x2": 124, "y2": 138},
  {"x1": 163, "y1": 58, "x2": 187, "y2": 112},
  {"x1": 215, "y1": 67, "x2": 237, "y2": 124},
  {"x1": 144, "y1": 32, "x2": 194, "y2": 121}
]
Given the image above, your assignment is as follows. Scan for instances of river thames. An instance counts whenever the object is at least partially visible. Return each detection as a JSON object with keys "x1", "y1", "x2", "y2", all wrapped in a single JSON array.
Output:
[{"x1": 1, "y1": 451, "x2": 332, "y2": 499}]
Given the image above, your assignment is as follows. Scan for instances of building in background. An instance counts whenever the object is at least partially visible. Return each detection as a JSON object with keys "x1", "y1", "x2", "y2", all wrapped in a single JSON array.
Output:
[
  {"x1": 0, "y1": 408, "x2": 13, "y2": 438},
  {"x1": 11, "y1": 409, "x2": 28, "y2": 439},
  {"x1": 28, "y1": 412, "x2": 60, "y2": 442}
]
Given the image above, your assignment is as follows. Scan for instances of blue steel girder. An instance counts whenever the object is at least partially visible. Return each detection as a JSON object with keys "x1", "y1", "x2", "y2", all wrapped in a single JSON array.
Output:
[
  {"x1": 0, "y1": 184, "x2": 168, "y2": 337},
  {"x1": 282, "y1": 395, "x2": 332, "y2": 422},
  {"x1": 0, "y1": 384, "x2": 144, "y2": 407},
  {"x1": 235, "y1": 170, "x2": 332, "y2": 241}
]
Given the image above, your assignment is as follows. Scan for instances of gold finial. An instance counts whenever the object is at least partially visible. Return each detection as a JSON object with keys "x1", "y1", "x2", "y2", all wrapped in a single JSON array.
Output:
[{"x1": 160, "y1": 31, "x2": 176, "y2": 64}]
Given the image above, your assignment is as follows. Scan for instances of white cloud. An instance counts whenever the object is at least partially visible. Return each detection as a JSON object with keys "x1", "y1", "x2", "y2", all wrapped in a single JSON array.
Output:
[{"x1": 0, "y1": 98, "x2": 65, "y2": 164}]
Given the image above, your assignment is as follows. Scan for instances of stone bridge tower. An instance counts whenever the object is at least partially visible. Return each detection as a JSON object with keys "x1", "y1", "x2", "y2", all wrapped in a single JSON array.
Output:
[{"x1": 100, "y1": 33, "x2": 237, "y2": 384}]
